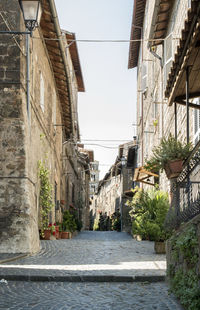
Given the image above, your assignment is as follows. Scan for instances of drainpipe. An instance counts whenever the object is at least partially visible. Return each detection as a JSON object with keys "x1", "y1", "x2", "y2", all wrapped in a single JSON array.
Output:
[
  {"x1": 48, "y1": 0, "x2": 73, "y2": 137},
  {"x1": 149, "y1": 46, "x2": 163, "y2": 67},
  {"x1": 186, "y1": 66, "x2": 190, "y2": 144},
  {"x1": 149, "y1": 46, "x2": 164, "y2": 138},
  {"x1": 186, "y1": 66, "x2": 190, "y2": 207},
  {"x1": 174, "y1": 102, "x2": 177, "y2": 140},
  {"x1": 26, "y1": 33, "x2": 30, "y2": 121}
]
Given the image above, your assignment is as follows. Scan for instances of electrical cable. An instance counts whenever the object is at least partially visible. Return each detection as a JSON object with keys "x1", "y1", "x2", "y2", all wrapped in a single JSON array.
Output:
[
  {"x1": 81, "y1": 139, "x2": 132, "y2": 142},
  {"x1": 32, "y1": 36, "x2": 165, "y2": 44},
  {"x1": 83, "y1": 143, "x2": 119, "y2": 149}
]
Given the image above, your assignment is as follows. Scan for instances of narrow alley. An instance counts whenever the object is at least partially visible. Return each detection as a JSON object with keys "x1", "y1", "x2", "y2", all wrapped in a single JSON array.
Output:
[
  {"x1": 1, "y1": 0, "x2": 200, "y2": 308},
  {"x1": 0, "y1": 231, "x2": 182, "y2": 310}
]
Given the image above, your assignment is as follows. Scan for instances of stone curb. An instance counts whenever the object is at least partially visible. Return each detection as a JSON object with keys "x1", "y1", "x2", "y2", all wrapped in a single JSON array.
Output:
[
  {"x1": 0, "y1": 274, "x2": 166, "y2": 283},
  {"x1": 0, "y1": 254, "x2": 29, "y2": 264}
]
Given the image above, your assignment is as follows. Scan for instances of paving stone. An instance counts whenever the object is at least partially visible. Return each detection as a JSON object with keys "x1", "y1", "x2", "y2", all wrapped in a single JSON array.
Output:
[
  {"x1": 0, "y1": 281, "x2": 183, "y2": 310},
  {"x1": 0, "y1": 231, "x2": 166, "y2": 279},
  {"x1": 0, "y1": 232, "x2": 183, "y2": 309}
]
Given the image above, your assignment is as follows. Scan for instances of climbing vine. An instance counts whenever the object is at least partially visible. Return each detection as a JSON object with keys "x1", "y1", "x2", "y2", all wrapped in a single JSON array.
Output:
[
  {"x1": 38, "y1": 160, "x2": 54, "y2": 234},
  {"x1": 168, "y1": 224, "x2": 200, "y2": 310}
]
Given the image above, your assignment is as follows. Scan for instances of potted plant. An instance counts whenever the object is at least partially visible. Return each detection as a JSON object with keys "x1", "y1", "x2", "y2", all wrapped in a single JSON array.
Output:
[
  {"x1": 127, "y1": 187, "x2": 170, "y2": 253},
  {"x1": 145, "y1": 134, "x2": 192, "y2": 179},
  {"x1": 43, "y1": 223, "x2": 56, "y2": 240},
  {"x1": 61, "y1": 210, "x2": 77, "y2": 239},
  {"x1": 54, "y1": 222, "x2": 60, "y2": 239}
]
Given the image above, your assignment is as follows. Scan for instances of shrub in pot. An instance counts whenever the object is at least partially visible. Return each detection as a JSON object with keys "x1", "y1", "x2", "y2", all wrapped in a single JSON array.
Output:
[
  {"x1": 62, "y1": 210, "x2": 77, "y2": 234},
  {"x1": 128, "y1": 187, "x2": 170, "y2": 252},
  {"x1": 144, "y1": 134, "x2": 192, "y2": 179}
]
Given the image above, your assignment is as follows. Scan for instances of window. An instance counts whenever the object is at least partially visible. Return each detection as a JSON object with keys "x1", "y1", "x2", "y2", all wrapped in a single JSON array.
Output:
[
  {"x1": 91, "y1": 174, "x2": 96, "y2": 182},
  {"x1": 164, "y1": 34, "x2": 173, "y2": 90},
  {"x1": 40, "y1": 72, "x2": 45, "y2": 112},
  {"x1": 193, "y1": 98, "x2": 200, "y2": 145}
]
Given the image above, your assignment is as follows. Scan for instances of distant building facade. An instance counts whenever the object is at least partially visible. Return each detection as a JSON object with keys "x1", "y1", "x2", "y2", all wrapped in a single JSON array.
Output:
[
  {"x1": 89, "y1": 160, "x2": 100, "y2": 198},
  {"x1": 90, "y1": 141, "x2": 137, "y2": 232}
]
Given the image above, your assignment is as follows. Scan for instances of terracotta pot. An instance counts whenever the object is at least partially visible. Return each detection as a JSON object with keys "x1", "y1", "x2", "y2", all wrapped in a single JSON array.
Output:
[
  {"x1": 164, "y1": 159, "x2": 183, "y2": 179},
  {"x1": 61, "y1": 231, "x2": 69, "y2": 239},
  {"x1": 43, "y1": 229, "x2": 51, "y2": 240},
  {"x1": 154, "y1": 241, "x2": 166, "y2": 254},
  {"x1": 55, "y1": 226, "x2": 60, "y2": 239}
]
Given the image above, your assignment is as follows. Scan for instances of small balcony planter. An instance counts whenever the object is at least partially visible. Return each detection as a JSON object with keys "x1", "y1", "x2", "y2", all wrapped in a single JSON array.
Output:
[
  {"x1": 144, "y1": 134, "x2": 192, "y2": 179},
  {"x1": 164, "y1": 159, "x2": 183, "y2": 179}
]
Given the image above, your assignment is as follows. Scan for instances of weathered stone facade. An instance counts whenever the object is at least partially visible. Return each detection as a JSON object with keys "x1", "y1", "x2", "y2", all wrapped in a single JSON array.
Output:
[
  {"x1": 129, "y1": 0, "x2": 194, "y2": 189},
  {"x1": 0, "y1": 0, "x2": 86, "y2": 253},
  {"x1": 129, "y1": 0, "x2": 200, "y2": 305}
]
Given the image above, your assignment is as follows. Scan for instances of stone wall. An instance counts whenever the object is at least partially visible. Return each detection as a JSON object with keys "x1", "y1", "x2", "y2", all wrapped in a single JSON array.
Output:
[
  {"x1": 0, "y1": 0, "x2": 64, "y2": 253},
  {"x1": 166, "y1": 214, "x2": 200, "y2": 308}
]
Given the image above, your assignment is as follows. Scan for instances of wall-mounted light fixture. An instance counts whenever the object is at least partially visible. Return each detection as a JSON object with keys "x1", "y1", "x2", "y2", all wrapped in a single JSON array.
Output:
[{"x1": 19, "y1": 0, "x2": 42, "y2": 33}]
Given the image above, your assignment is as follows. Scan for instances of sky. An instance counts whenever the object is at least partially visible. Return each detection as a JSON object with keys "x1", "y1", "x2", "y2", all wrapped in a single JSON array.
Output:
[{"x1": 55, "y1": 0, "x2": 137, "y2": 179}]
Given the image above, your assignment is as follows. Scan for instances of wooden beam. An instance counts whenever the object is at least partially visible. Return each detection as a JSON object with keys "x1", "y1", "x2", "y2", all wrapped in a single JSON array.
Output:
[{"x1": 175, "y1": 91, "x2": 200, "y2": 101}]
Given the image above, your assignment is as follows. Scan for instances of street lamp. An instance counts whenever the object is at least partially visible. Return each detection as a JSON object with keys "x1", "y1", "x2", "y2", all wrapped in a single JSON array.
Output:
[
  {"x1": 19, "y1": 0, "x2": 42, "y2": 33},
  {"x1": 0, "y1": 1, "x2": 42, "y2": 35}
]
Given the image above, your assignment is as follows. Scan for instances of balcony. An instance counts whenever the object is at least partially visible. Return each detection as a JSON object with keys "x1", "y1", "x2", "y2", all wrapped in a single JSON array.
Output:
[{"x1": 169, "y1": 140, "x2": 200, "y2": 228}]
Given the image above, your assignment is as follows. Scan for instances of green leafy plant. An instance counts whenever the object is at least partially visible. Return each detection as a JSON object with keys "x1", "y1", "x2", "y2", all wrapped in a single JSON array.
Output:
[
  {"x1": 38, "y1": 160, "x2": 54, "y2": 236},
  {"x1": 127, "y1": 187, "x2": 170, "y2": 241},
  {"x1": 112, "y1": 217, "x2": 121, "y2": 232},
  {"x1": 168, "y1": 224, "x2": 200, "y2": 309},
  {"x1": 144, "y1": 134, "x2": 192, "y2": 172},
  {"x1": 62, "y1": 210, "x2": 77, "y2": 233}
]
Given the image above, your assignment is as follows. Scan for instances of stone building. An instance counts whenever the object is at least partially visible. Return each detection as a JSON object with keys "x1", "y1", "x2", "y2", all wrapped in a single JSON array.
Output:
[
  {"x1": 128, "y1": 0, "x2": 199, "y2": 188},
  {"x1": 128, "y1": 0, "x2": 200, "y2": 301},
  {"x1": 0, "y1": 0, "x2": 85, "y2": 253},
  {"x1": 89, "y1": 160, "x2": 100, "y2": 199},
  {"x1": 91, "y1": 141, "x2": 137, "y2": 232}
]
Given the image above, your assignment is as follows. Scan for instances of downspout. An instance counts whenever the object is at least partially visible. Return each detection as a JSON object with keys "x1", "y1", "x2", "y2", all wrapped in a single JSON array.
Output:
[
  {"x1": 149, "y1": 46, "x2": 163, "y2": 67},
  {"x1": 26, "y1": 33, "x2": 30, "y2": 121},
  {"x1": 149, "y1": 45, "x2": 164, "y2": 138},
  {"x1": 48, "y1": 0, "x2": 73, "y2": 137}
]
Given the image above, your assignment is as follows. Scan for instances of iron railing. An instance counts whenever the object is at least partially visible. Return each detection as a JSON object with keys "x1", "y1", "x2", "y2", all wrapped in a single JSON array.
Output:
[{"x1": 168, "y1": 140, "x2": 200, "y2": 229}]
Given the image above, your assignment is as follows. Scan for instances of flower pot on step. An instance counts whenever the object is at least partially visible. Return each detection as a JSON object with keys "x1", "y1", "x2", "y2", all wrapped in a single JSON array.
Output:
[
  {"x1": 43, "y1": 229, "x2": 51, "y2": 240},
  {"x1": 154, "y1": 241, "x2": 166, "y2": 254},
  {"x1": 61, "y1": 231, "x2": 69, "y2": 239},
  {"x1": 55, "y1": 226, "x2": 60, "y2": 239}
]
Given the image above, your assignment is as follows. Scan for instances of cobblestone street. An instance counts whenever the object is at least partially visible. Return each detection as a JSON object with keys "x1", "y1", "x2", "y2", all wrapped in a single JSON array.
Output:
[
  {"x1": 0, "y1": 231, "x2": 183, "y2": 309},
  {"x1": 0, "y1": 281, "x2": 183, "y2": 310}
]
